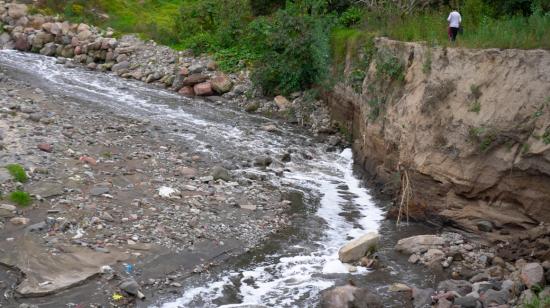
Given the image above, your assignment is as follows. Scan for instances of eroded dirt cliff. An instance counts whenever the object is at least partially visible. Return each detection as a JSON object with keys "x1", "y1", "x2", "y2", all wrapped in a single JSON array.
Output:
[{"x1": 329, "y1": 38, "x2": 550, "y2": 236}]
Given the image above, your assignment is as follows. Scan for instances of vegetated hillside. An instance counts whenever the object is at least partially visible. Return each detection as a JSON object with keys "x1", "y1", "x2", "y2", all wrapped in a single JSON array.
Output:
[
  {"x1": 31, "y1": 0, "x2": 550, "y2": 97},
  {"x1": 328, "y1": 37, "x2": 550, "y2": 234}
]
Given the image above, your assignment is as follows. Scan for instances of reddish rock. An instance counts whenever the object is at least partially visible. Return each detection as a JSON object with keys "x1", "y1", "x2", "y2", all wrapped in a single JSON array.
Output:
[
  {"x1": 79, "y1": 156, "x2": 97, "y2": 165},
  {"x1": 211, "y1": 74, "x2": 233, "y2": 94},
  {"x1": 182, "y1": 74, "x2": 208, "y2": 86},
  {"x1": 179, "y1": 67, "x2": 189, "y2": 76},
  {"x1": 178, "y1": 86, "x2": 195, "y2": 97},
  {"x1": 520, "y1": 263, "x2": 545, "y2": 288},
  {"x1": 14, "y1": 36, "x2": 30, "y2": 51},
  {"x1": 37, "y1": 143, "x2": 53, "y2": 153},
  {"x1": 194, "y1": 82, "x2": 213, "y2": 96}
]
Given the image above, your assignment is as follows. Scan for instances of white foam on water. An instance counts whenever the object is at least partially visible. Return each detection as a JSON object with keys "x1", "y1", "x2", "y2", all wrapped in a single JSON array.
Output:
[
  {"x1": 0, "y1": 51, "x2": 384, "y2": 308},
  {"x1": 161, "y1": 149, "x2": 384, "y2": 308}
]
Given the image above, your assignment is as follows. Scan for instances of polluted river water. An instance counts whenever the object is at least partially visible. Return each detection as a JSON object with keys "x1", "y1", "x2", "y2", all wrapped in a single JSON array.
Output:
[{"x1": 0, "y1": 50, "x2": 435, "y2": 307}]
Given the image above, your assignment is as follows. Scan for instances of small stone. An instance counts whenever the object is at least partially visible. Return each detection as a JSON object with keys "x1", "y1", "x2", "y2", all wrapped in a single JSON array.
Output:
[
  {"x1": 37, "y1": 143, "x2": 53, "y2": 152},
  {"x1": 239, "y1": 204, "x2": 257, "y2": 211},
  {"x1": 477, "y1": 220, "x2": 493, "y2": 232},
  {"x1": 389, "y1": 283, "x2": 412, "y2": 292},
  {"x1": 211, "y1": 166, "x2": 231, "y2": 181},
  {"x1": 10, "y1": 217, "x2": 30, "y2": 225},
  {"x1": 90, "y1": 186, "x2": 110, "y2": 196}
]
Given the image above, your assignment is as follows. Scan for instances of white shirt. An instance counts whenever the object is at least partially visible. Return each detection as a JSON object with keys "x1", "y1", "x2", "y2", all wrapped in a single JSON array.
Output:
[{"x1": 448, "y1": 11, "x2": 462, "y2": 28}]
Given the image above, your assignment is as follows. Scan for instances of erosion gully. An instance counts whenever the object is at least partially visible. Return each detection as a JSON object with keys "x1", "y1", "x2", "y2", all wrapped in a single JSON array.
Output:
[{"x1": 0, "y1": 50, "x2": 436, "y2": 308}]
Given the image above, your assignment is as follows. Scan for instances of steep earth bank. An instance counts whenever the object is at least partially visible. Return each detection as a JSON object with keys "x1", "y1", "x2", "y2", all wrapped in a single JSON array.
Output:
[{"x1": 328, "y1": 37, "x2": 550, "y2": 254}]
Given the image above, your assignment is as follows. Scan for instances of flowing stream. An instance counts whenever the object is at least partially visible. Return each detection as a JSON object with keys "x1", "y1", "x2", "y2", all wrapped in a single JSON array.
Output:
[{"x1": 0, "y1": 50, "x2": 433, "y2": 307}]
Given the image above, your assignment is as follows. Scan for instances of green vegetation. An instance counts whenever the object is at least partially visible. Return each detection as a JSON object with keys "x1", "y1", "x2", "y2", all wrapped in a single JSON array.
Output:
[
  {"x1": 469, "y1": 100, "x2": 481, "y2": 113},
  {"x1": 542, "y1": 129, "x2": 550, "y2": 145},
  {"x1": 368, "y1": 97, "x2": 385, "y2": 120},
  {"x1": 376, "y1": 50, "x2": 405, "y2": 81},
  {"x1": 422, "y1": 48, "x2": 432, "y2": 74},
  {"x1": 8, "y1": 191, "x2": 32, "y2": 207},
  {"x1": 33, "y1": 0, "x2": 550, "y2": 95},
  {"x1": 5, "y1": 164, "x2": 28, "y2": 183}
]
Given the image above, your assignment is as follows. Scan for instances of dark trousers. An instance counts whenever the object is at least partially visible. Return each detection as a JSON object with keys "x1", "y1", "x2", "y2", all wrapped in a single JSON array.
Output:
[{"x1": 450, "y1": 27, "x2": 459, "y2": 41}]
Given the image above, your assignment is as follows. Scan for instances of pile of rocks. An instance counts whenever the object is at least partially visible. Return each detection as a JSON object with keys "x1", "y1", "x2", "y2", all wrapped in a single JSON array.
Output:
[
  {"x1": 0, "y1": 2, "x2": 335, "y2": 135},
  {"x1": 393, "y1": 233, "x2": 550, "y2": 307}
]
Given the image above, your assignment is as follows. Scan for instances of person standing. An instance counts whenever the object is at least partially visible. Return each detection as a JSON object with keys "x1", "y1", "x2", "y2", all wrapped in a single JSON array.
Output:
[{"x1": 447, "y1": 8, "x2": 462, "y2": 42}]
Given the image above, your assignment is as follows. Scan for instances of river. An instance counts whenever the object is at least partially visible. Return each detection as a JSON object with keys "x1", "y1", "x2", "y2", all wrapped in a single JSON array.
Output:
[{"x1": 0, "y1": 50, "x2": 434, "y2": 307}]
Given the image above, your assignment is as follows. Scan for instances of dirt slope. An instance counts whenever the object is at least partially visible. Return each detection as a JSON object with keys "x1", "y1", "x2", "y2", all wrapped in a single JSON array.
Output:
[{"x1": 329, "y1": 37, "x2": 550, "y2": 235}]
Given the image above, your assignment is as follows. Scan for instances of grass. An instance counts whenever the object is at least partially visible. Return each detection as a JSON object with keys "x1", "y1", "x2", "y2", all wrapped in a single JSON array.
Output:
[
  {"x1": 5, "y1": 164, "x2": 28, "y2": 183},
  {"x1": 361, "y1": 9, "x2": 550, "y2": 50},
  {"x1": 469, "y1": 100, "x2": 481, "y2": 113},
  {"x1": 8, "y1": 191, "x2": 32, "y2": 207}
]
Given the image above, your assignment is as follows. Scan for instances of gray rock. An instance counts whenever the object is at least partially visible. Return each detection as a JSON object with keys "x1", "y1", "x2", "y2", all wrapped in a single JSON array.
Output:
[
  {"x1": 476, "y1": 220, "x2": 493, "y2": 232},
  {"x1": 27, "y1": 182, "x2": 64, "y2": 198},
  {"x1": 412, "y1": 287, "x2": 434, "y2": 308},
  {"x1": 454, "y1": 296, "x2": 479, "y2": 308},
  {"x1": 119, "y1": 278, "x2": 145, "y2": 299},
  {"x1": 211, "y1": 166, "x2": 231, "y2": 181},
  {"x1": 521, "y1": 262, "x2": 545, "y2": 288},
  {"x1": 188, "y1": 63, "x2": 205, "y2": 74},
  {"x1": 480, "y1": 289, "x2": 509, "y2": 307},
  {"x1": 320, "y1": 285, "x2": 383, "y2": 308},
  {"x1": 437, "y1": 280, "x2": 473, "y2": 296},
  {"x1": 338, "y1": 232, "x2": 379, "y2": 263},
  {"x1": 395, "y1": 235, "x2": 445, "y2": 254},
  {"x1": 27, "y1": 222, "x2": 47, "y2": 233},
  {"x1": 254, "y1": 156, "x2": 273, "y2": 167},
  {"x1": 90, "y1": 186, "x2": 109, "y2": 196},
  {"x1": 112, "y1": 61, "x2": 130, "y2": 72}
]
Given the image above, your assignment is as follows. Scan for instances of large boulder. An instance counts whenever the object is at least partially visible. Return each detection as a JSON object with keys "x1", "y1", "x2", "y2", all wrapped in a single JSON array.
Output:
[
  {"x1": 395, "y1": 235, "x2": 445, "y2": 254},
  {"x1": 338, "y1": 232, "x2": 379, "y2": 263},
  {"x1": 14, "y1": 35, "x2": 30, "y2": 51},
  {"x1": 178, "y1": 86, "x2": 195, "y2": 97},
  {"x1": 211, "y1": 74, "x2": 233, "y2": 94},
  {"x1": 7, "y1": 4, "x2": 28, "y2": 20},
  {"x1": 40, "y1": 43, "x2": 57, "y2": 56},
  {"x1": 520, "y1": 263, "x2": 545, "y2": 288},
  {"x1": 182, "y1": 74, "x2": 208, "y2": 86},
  {"x1": 320, "y1": 285, "x2": 383, "y2": 308},
  {"x1": 194, "y1": 82, "x2": 213, "y2": 96}
]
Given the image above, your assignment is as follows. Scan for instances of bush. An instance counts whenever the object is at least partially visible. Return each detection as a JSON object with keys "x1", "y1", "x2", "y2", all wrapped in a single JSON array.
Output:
[
  {"x1": 5, "y1": 164, "x2": 28, "y2": 183},
  {"x1": 376, "y1": 50, "x2": 405, "y2": 81},
  {"x1": 251, "y1": 4, "x2": 334, "y2": 95},
  {"x1": 339, "y1": 6, "x2": 363, "y2": 27},
  {"x1": 8, "y1": 191, "x2": 32, "y2": 207},
  {"x1": 250, "y1": 0, "x2": 285, "y2": 16}
]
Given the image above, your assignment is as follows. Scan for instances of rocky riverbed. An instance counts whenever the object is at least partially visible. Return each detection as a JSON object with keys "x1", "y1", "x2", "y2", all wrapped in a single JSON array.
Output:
[{"x1": 0, "y1": 65, "x2": 292, "y2": 306}]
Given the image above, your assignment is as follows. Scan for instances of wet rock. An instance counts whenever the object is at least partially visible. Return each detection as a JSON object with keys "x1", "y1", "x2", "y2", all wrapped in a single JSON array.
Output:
[
  {"x1": 119, "y1": 278, "x2": 145, "y2": 299},
  {"x1": 395, "y1": 235, "x2": 445, "y2": 254},
  {"x1": 389, "y1": 283, "x2": 412, "y2": 292},
  {"x1": 338, "y1": 232, "x2": 379, "y2": 263},
  {"x1": 520, "y1": 262, "x2": 545, "y2": 288},
  {"x1": 320, "y1": 285, "x2": 383, "y2": 308},
  {"x1": 437, "y1": 280, "x2": 472, "y2": 296},
  {"x1": 27, "y1": 222, "x2": 47, "y2": 233},
  {"x1": 254, "y1": 156, "x2": 273, "y2": 167},
  {"x1": 211, "y1": 166, "x2": 231, "y2": 181},
  {"x1": 10, "y1": 217, "x2": 30, "y2": 225},
  {"x1": 412, "y1": 287, "x2": 434, "y2": 308}
]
